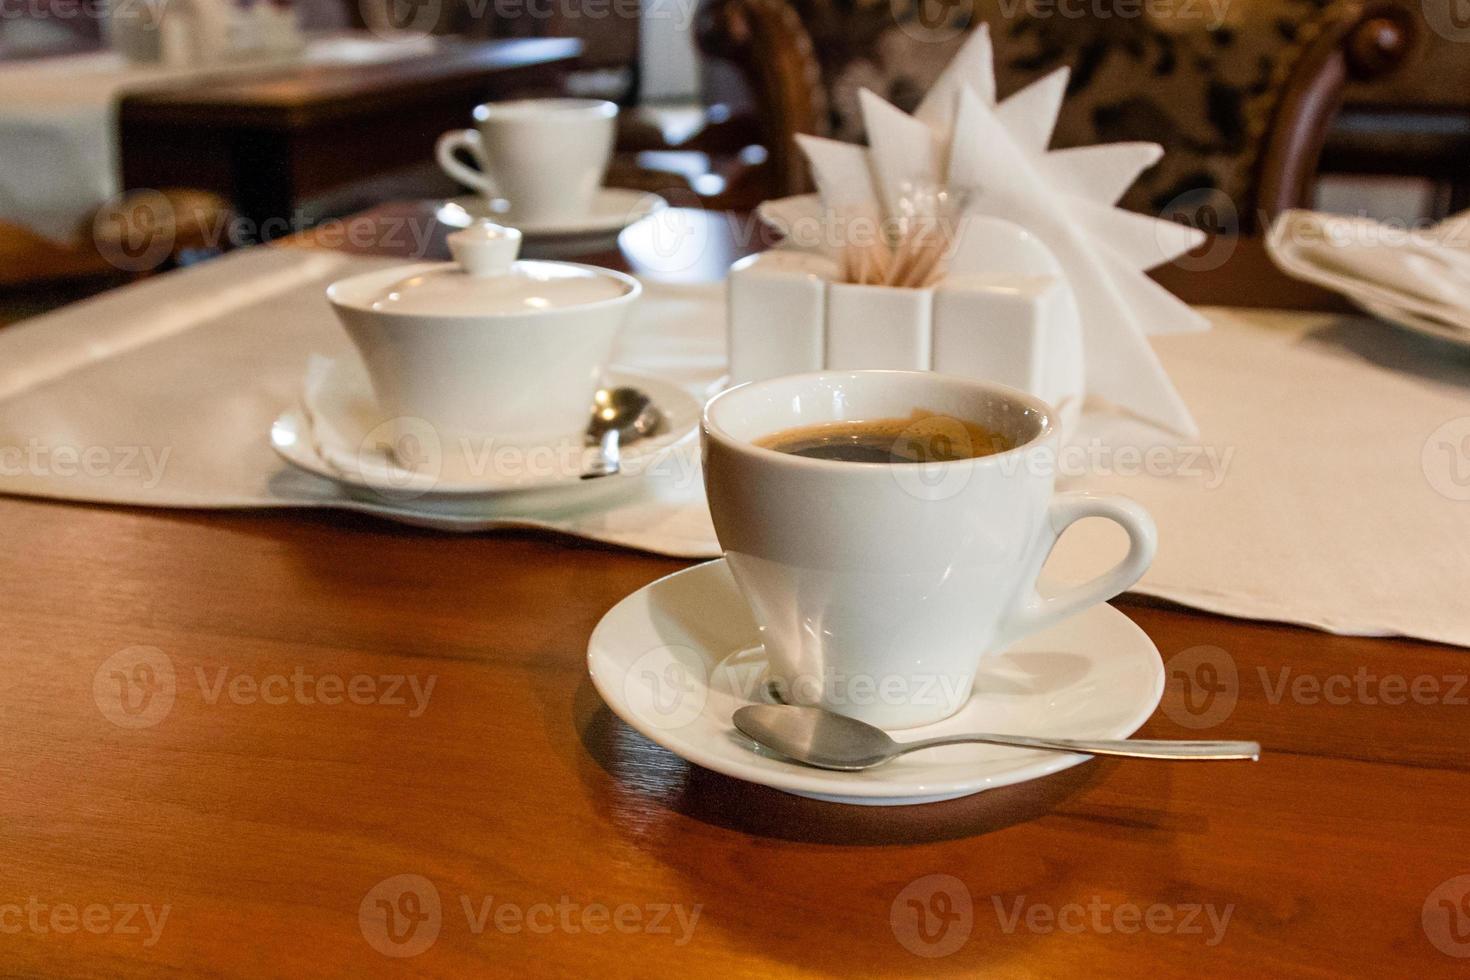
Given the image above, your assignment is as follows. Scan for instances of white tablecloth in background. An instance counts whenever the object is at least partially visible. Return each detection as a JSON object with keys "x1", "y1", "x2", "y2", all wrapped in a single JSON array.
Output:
[
  {"x1": 0, "y1": 34, "x2": 434, "y2": 242},
  {"x1": 0, "y1": 247, "x2": 1467, "y2": 647}
]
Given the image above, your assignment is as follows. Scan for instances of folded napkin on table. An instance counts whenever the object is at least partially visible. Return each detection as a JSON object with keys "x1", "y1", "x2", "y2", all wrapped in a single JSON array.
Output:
[
  {"x1": 0, "y1": 247, "x2": 722, "y2": 556},
  {"x1": 1268, "y1": 208, "x2": 1470, "y2": 333},
  {"x1": 756, "y1": 25, "x2": 1209, "y2": 440}
]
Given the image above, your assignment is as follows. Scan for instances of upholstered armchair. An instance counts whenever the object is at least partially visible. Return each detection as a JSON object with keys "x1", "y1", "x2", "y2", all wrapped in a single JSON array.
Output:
[{"x1": 631, "y1": 0, "x2": 1416, "y2": 226}]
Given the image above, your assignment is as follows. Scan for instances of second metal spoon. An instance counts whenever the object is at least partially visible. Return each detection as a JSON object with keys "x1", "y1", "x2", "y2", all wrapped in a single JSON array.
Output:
[
  {"x1": 733, "y1": 704, "x2": 1261, "y2": 770},
  {"x1": 582, "y1": 386, "x2": 662, "y2": 479}
]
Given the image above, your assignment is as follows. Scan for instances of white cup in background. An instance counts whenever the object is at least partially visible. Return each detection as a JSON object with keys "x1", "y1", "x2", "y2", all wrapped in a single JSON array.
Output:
[
  {"x1": 436, "y1": 98, "x2": 618, "y2": 225},
  {"x1": 702, "y1": 370, "x2": 1157, "y2": 730}
]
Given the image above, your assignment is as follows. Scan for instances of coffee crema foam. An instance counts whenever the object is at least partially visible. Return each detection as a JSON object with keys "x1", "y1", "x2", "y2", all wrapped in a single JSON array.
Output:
[{"x1": 754, "y1": 410, "x2": 1015, "y2": 464}]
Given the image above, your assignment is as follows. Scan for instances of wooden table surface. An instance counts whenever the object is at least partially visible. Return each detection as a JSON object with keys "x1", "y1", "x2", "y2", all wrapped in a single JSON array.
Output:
[
  {"x1": 118, "y1": 38, "x2": 582, "y2": 128},
  {"x1": 2, "y1": 206, "x2": 1467, "y2": 977}
]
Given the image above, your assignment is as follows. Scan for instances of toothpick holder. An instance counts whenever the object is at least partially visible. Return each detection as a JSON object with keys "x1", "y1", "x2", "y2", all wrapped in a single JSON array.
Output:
[{"x1": 727, "y1": 246, "x2": 1084, "y2": 435}]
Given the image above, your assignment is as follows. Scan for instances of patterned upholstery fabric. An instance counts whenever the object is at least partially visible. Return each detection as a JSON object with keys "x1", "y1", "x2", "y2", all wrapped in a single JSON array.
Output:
[{"x1": 794, "y1": 0, "x2": 1341, "y2": 221}]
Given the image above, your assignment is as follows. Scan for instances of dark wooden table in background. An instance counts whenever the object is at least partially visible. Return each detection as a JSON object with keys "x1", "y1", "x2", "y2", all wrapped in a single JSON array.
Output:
[
  {"x1": 1, "y1": 206, "x2": 1466, "y2": 976},
  {"x1": 118, "y1": 38, "x2": 580, "y2": 234}
]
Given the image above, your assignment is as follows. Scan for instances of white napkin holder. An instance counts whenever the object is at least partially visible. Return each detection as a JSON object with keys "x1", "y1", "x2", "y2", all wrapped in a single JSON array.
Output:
[{"x1": 728, "y1": 216, "x2": 1084, "y2": 434}]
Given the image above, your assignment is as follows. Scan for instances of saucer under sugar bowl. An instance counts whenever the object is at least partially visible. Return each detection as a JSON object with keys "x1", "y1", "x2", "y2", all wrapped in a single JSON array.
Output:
[{"x1": 326, "y1": 221, "x2": 641, "y2": 481}]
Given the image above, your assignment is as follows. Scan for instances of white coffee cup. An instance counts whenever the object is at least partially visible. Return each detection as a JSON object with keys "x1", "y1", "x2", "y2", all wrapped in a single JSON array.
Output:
[
  {"x1": 436, "y1": 98, "x2": 617, "y2": 224},
  {"x1": 702, "y1": 370, "x2": 1157, "y2": 730}
]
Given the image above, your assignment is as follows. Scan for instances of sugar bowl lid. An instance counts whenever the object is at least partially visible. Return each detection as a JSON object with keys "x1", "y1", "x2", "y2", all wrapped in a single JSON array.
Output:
[{"x1": 357, "y1": 221, "x2": 632, "y2": 316}]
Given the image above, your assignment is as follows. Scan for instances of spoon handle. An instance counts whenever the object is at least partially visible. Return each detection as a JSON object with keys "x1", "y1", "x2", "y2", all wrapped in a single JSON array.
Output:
[
  {"x1": 581, "y1": 429, "x2": 622, "y2": 480},
  {"x1": 899, "y1": 733, "x2": 1260, "y2": 761}
]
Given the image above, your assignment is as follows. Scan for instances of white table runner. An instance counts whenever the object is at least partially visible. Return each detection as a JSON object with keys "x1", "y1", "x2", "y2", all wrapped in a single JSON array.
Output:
[
  {"x1": 0, "y1": 34, "x2": 435, "y2": 242},
  {"x1": 1, "y1": 247, "x2": 1467, "y2": 647}
]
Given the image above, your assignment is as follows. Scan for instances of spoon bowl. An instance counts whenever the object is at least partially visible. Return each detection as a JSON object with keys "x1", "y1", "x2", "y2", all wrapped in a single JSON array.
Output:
[{"x1": 582, "y1": 386, "x2": 662, "y2": 479}]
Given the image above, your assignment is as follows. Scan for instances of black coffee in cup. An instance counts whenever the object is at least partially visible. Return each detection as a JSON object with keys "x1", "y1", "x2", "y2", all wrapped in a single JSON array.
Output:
[{"x1": 754, "y1": 410, "x2": 1014, "y2": 464}]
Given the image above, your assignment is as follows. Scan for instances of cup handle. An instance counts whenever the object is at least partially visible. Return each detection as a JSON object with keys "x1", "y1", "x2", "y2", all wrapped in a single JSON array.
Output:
[
  {"x1": 436, "y1": 129, "x2": 497, "y2": 197},
  {"x1": 993, "y1": 492, "x2": 1157, "y2": 650}
]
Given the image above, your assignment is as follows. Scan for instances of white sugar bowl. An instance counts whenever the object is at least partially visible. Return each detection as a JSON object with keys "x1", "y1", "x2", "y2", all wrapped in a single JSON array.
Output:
[{"x1": 327, "y1": 222, "x2": 641, "y2": 466}]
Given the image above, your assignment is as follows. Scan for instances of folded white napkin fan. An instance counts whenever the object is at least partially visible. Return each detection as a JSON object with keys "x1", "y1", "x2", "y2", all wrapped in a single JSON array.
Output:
[{"x1": 730, "y1": 25, "x2": 1208, "y2": 440}]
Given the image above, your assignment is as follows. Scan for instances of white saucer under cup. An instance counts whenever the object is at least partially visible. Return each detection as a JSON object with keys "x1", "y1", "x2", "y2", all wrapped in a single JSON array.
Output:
[
  {"x1": 437, "y1": 190, "x2": 666, "y2": 240},
  {"x1": 586, "y1": 559, "x2": 1165, "y2": 806},
  {"x1": 270, "y1": 358, "x2": 701, "y2": 499}
]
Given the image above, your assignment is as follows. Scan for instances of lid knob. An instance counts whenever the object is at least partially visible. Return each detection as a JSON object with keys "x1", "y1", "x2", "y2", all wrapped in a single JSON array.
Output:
[{"x1": 447, "y1": 221, "x2": 522, "y2": 277}]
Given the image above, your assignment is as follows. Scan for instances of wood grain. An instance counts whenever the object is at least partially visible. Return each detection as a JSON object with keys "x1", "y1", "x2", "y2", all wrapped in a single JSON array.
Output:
[
  {"x1": 119, "y1": 38, "x2": 582, "y2": 127},
  {"x1": 1, "y1": 210, "x2": 1466, "y2": 976}
]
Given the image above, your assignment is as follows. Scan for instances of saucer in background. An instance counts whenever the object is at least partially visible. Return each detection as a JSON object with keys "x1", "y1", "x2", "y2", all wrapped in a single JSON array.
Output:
[{"x1": 438, "y1": 189, "x2": 665, "y2": 239}]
